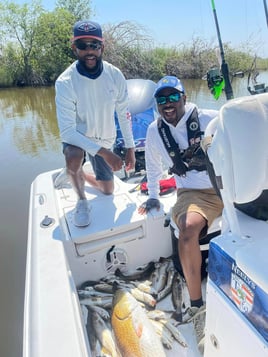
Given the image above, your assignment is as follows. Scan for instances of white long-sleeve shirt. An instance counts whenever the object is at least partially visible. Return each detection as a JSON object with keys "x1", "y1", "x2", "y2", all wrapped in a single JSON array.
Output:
[
  {"x1": 145, "y1": 103, "x2": 219, "y2": 199},
  {"x1": 55, "y1": 60, "x2": 135, "y2": 156}
]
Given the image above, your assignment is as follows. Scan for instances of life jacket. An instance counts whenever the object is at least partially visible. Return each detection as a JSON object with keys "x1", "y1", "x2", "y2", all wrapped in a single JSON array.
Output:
[
  {"x1": 157, "y1": 107, "x2": 207, "y2": 176},
  {"x1": 140, "y1": 176, "x2": 176, "y2": 196}
]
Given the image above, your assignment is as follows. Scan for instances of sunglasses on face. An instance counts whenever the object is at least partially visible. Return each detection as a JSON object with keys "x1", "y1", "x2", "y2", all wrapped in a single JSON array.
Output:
[
  {"x1": 156, "y1": 92, "x2": 182, "y2": 105},
  {"x1": 75, "y1": 41, "x2": 102, "y2": 51}
]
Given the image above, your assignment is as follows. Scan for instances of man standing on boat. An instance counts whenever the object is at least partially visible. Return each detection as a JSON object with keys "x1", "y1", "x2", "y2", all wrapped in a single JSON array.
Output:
[
  {"x1": 138, "y1": 75, "x2": 223, "y2": 352},
  {"x1": 55, "y1": 20, "x2": 135, "y2": 227}
]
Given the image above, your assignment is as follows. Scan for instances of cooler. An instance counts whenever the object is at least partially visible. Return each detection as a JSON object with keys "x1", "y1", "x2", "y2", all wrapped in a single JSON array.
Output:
[{"x1": 205, "y1": 209, "x2": 268, "y2": 356}]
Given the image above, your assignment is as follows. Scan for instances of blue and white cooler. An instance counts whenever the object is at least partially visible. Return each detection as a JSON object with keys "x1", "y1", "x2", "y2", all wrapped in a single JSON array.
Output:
[{"x1": 205, "y1": 209, "x2": 268, "y2": 356}]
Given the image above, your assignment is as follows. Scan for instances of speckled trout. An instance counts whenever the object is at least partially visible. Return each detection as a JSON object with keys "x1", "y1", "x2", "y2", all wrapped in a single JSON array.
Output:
[{"x1": 111, "y1": 288, "x2": 166, "y2": 357}]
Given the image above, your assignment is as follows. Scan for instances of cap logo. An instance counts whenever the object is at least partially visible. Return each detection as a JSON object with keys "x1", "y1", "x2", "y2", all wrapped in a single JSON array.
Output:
[
  {"x1": 154, "y1": 76, "x2": 184, "y2": 97},
  {"x1": 78, "y1": 22, "x2": 97, "y2": 33}
]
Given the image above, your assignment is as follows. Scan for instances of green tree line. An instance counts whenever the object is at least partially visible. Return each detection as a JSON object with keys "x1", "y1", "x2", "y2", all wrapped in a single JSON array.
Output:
[{"x1": 0, "y1": 0, "x2": 267, "y2": 87}]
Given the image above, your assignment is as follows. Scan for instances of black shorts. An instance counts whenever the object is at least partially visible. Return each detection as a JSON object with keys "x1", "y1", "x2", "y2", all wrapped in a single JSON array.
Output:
[{"x1": 62, "y1": 143, "x2": 113, "y2": 181}]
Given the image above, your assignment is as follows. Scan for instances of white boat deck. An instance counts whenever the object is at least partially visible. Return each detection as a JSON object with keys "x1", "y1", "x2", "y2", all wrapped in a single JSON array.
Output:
[
  {"x1": 24, "y1": 93, "x2": 268, "y2": 357},
  {"x1": 24, "y1": 168, "x2": 205, "y2": 356}
]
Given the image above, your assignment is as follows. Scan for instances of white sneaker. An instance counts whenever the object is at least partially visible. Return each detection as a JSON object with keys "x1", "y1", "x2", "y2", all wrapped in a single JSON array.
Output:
[
  {"x1": 74, "y1": 199, "x2": 91, "y2": 227},
  {"x1": 54, "y1": 168, "x2": 69, "y2": 189},
  {"x1": 184, "y1": 305, "x2": 206, "y2": 354}
]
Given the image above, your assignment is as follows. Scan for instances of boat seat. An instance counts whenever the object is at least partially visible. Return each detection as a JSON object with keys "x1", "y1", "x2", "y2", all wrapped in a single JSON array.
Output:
[
  {"x1": 205, "y1": 94, "x2": 268, "y2": 356},
  {"x1": 206, "y1": 92, "x2": 268, "y2": 236}
]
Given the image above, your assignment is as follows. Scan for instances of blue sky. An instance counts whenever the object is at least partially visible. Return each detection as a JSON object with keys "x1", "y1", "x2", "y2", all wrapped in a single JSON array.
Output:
[
  {"x1": 90, "y1": 0, "x2": 268, "y2": 57},
  {"x1": 23, "y1": 0, "x2": 268, "y2": 57}
]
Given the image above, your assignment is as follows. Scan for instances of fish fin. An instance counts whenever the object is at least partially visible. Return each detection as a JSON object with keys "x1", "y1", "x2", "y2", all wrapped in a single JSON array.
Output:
[
  {"x1": 136, "y1": 322, "x2": 143, "y2": 337},
  {"x1": 130, "y1": 304, "x2": 145, "y2": 338}
]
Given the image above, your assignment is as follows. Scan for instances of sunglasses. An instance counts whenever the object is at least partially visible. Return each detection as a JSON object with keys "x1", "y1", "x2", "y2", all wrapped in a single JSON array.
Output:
[
  {"x1": 156, "y1": 92, "x2": 182, "y2": 105},
  {"x1": 75, "y1": 41, "x2": 102, "y2": 51}
]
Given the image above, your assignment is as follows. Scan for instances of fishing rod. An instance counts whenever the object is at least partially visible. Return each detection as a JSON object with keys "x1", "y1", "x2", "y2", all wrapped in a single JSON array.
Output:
[
  {"x1": 246, "y1": 1, "x2": 268, "y2": 95},
  {"x1": 210, "y1": 0, "x2": 234, "y2": 100},
  {"x1": 264, "y1": 0, "x2": 268, "y2": 28}
]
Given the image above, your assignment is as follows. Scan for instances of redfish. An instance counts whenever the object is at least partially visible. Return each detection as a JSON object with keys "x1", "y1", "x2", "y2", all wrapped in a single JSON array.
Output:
[{"x1": 111, "y1": 288, "x2": 166, "y2": 357}]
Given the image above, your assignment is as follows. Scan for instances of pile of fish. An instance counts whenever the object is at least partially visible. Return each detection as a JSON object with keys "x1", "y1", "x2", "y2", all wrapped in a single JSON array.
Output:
[{"x1": 78, "y1": 257, "x2": 196, "y2": 357}]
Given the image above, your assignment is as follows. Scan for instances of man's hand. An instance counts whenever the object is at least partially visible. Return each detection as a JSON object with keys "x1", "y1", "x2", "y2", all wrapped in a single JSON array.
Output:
[
  {"x1": 138, "y1": 198, "x2": 161, "y2": 215},
  {"x1": 124, "y1": 147, "x2": 136, "y2": 171},
  {"x1": 98, "y1": 148, "x2": 123, "y2": 171}
]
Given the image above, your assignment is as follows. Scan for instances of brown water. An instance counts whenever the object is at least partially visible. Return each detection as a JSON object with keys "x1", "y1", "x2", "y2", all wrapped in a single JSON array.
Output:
[{"x1": 0, "y1": 74, "x2": 265, "y2": 357}]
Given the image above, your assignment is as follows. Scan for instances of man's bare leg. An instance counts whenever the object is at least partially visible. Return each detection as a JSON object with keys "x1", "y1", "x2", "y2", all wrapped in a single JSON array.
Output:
[
  {"x1": 83, "y1": 172, "x2": 114, "y2": 195},
  {"x1": 177, "y1": 211, "x2": 206, "y2": 304}
]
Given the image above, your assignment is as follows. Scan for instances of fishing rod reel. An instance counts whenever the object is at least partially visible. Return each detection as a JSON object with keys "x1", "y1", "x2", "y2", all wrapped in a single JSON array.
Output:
[
  {"x1": 205, "y1": 66, "x2": 245, "y2": 100},
  {"x1": 248, "y1": 83, "x2": 268, "y2": 95},
  {"x1": 247, "y1": 55, "x2": 268, "y2": 95},
  {"x1": 247, "y1": 71, "x2": 268, "y2": 95},
  {"x1": 206, "y1": 66, "x2": 225, "y2": 100}
]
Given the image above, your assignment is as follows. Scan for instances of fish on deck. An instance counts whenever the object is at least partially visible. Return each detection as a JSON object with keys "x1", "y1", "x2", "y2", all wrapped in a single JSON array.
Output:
[{"x1": 111, "y1": 288, "x2": 166, "y2": 357}]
